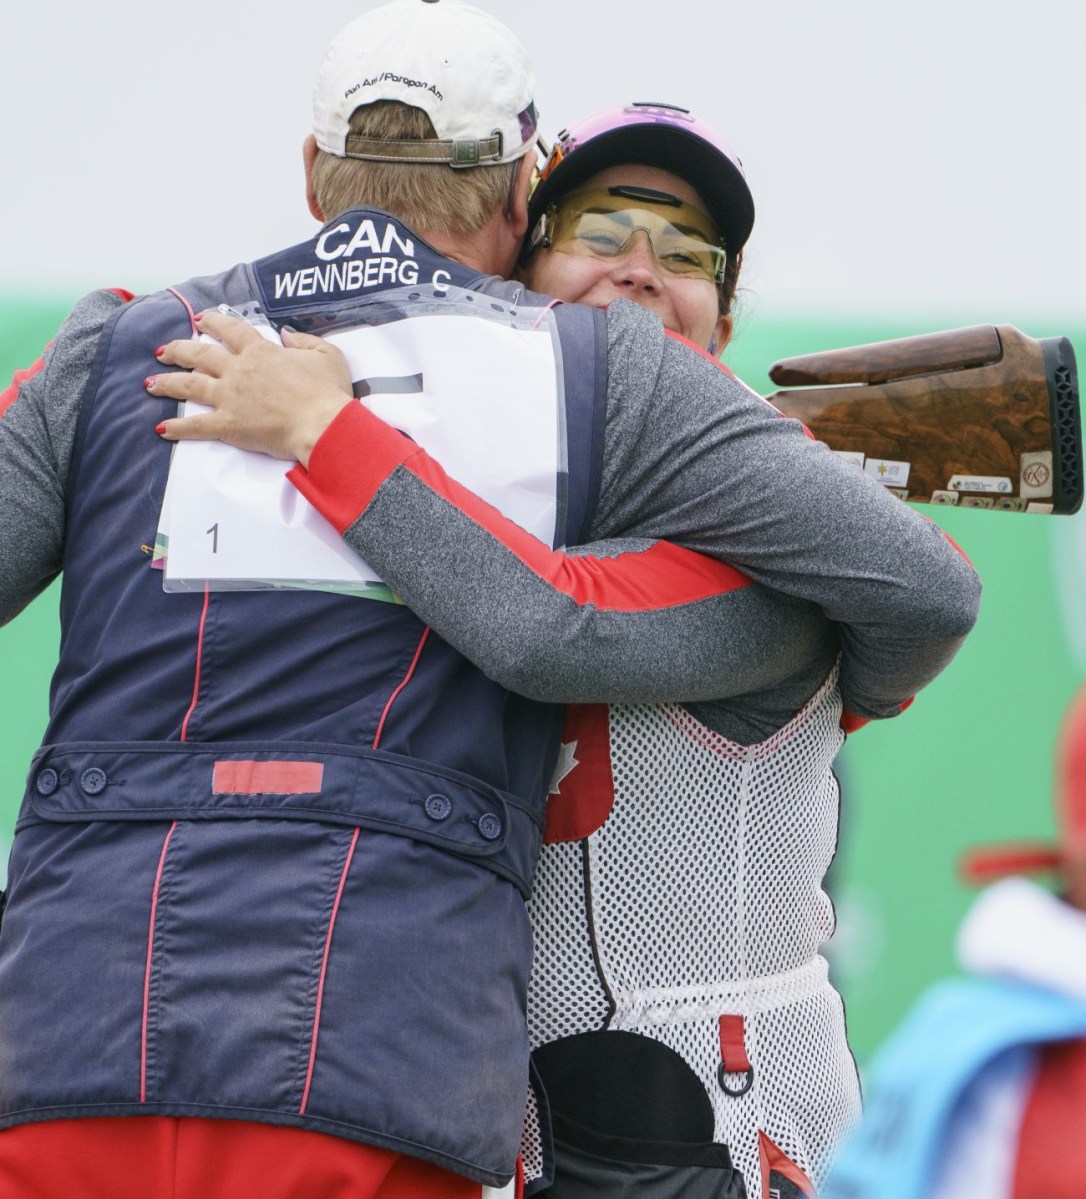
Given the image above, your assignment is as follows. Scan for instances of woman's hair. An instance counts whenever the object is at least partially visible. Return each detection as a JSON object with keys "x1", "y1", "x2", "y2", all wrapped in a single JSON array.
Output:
[
  {"x1": 718, "y1": 250, "x2": 742, "y2": 317},
  {"x1": 310, "y1": 101, "x2": 519, "y2": 235}
]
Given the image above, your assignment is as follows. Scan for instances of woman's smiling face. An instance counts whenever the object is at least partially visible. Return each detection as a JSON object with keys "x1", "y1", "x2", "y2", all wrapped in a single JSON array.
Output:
[{"x1": 524, "y1": 164, "x2": 732, "y2": 353}]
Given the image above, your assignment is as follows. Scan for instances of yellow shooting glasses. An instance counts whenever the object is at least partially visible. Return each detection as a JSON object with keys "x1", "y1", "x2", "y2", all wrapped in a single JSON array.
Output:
[{"x1": 532, "y1": 185, "x2": 727, "y2": 284}]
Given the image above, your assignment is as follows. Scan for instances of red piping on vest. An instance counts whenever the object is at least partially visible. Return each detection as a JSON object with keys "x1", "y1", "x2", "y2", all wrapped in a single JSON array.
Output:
[
  {"x1": 141, "y1": 820, "x2": 178, "y2": 1104},
  {"x1": 372, "y1": 628, "x2": 431, "y2": 751},
  {"x1": 299, "y1": 827, "x2": 361, "y2": 1115},
  {"x1": 164, "y1": 287, "x2": 209, "y2": 746},
  {"x1": 179, "y1": 585, "x2": 211, "y2": 742},
  {"x1": 166, "y1": 286, "x2": 200, "y2": 336}
]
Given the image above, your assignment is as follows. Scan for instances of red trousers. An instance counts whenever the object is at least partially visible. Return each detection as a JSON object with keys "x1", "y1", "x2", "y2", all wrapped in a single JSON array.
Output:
[{"x1": 0, "y1": 1117, "x2": 521, "y2": 1199}]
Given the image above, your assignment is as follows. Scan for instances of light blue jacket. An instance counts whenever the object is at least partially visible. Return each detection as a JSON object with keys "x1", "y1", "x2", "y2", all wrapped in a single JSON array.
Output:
[{"x1": 822, "y1": 976, "x2": 1086, "y2": 1199}]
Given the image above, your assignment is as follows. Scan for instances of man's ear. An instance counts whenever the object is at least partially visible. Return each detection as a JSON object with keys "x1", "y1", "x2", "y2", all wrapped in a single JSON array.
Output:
[
  {"x1": 508, "y1": 153, "x2": 534, "y2": 239},
  {"x1": 711, "y1": 313, "x2": 735, "y2": 357},
  {"x1": 303, "y1": 135, "x2": 324, "y2": 222}
]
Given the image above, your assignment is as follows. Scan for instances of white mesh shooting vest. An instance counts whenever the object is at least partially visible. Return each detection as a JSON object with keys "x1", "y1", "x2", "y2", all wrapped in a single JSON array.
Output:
[{"x1": 525, "y1": 666, "x2": 862, "y2": 1197}]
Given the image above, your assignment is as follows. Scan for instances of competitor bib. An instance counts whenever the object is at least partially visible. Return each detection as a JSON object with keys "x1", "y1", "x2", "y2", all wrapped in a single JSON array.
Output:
[{"x1": 157, "y1": 287, "x2": 564, "y2": 597}]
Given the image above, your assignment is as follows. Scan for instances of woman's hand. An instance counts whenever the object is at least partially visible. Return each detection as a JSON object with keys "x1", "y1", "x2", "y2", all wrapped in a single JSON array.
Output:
[{"x1": 147, "y1": 310, "x2": 354, "y2": 466}]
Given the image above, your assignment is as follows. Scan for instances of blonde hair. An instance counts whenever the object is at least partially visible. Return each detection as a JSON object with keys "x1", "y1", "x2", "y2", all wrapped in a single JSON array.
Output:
[{"x1": 311, "y1": 101, "x2": 519, "y2": 235}]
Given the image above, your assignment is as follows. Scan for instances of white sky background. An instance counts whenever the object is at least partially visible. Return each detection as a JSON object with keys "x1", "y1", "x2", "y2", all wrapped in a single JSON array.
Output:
[{"x1": 1, "y1": 0, "x2": 1082, "y2": 325}]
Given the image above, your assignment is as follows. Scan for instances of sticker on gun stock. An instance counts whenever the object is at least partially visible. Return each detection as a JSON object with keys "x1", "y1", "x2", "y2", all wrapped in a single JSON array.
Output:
[
  {"x1": 996, "y1": 497, "x2": 1027, "y2": 512},
  {"x1": 865, "y1": 459, "x2": 911, "y2": 487},
  {"x1": 1020, "y1": 451, "x2": 1054, "y2": 500},
  {"x1": 961, "y1": 496, "x2": 995, "y2": 509},
  {"x1": 931, "y1": 490, "x2": 960, "y2": 506},
  {"x1": 947, "y1": 475, "x2": 1013, "y2": 495}
]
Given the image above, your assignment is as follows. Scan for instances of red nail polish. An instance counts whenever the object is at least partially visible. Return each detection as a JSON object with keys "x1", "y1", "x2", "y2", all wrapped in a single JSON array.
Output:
[
  {"x1": 155, "y1": 423, "x2": 167, "y2": 436},
  {"x1": 154, "y1": 345, "x2": 166, "y2": 358},
  {"x1": 144, "y1": 376, "x2": 157, "y2": 390}
]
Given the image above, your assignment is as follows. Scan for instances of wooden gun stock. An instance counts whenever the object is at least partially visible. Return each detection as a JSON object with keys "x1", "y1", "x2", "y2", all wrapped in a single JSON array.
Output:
[{"x1": 765, "y1": 326, "x2": 1082, "y2": 514}]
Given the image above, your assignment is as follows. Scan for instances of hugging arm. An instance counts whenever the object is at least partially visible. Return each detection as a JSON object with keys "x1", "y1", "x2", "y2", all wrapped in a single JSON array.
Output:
[
  {"x1": 281, "y1": 307, "x2": 980, "y2": 721},
  {"x1": 0, "y1": 290, "x2": 129, "y2": 625}
]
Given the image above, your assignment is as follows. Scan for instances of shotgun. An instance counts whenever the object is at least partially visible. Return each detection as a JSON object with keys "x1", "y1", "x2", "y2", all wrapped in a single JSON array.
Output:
[{"x1": 765, "y1": 325, "x2": 1082, "y2": 514}]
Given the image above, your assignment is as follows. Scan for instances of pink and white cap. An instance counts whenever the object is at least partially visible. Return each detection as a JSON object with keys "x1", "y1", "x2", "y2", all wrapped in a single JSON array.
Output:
[
  {"x1": 313, "y1": 0, "x2": 538, "y2": 168},
  {"x1": 529, "y1": 102, "x2": 755, "y2": 254}
]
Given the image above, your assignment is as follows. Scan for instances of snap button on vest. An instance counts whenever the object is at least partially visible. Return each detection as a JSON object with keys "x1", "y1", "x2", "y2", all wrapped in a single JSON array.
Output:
[
  {"x1": 35, "y1": 768, "x2": 59, "y2": 797},
  {"x1": 79, "y1": 768, "x2": 108, "y2": 796},
  {"x1": 424, "y1": 794, "x2": 453, "y2": 821},
  {"x1": 478, "y1": 813, "x2": 503, "y2": 841}
]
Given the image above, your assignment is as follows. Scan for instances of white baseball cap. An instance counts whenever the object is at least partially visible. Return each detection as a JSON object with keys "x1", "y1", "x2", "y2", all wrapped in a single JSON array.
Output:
[{"x1": 313, "y1": 0, "x2": 539, "y2": 169}]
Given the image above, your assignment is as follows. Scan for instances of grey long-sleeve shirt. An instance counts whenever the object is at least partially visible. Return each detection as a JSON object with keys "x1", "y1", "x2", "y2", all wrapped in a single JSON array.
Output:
[{"x1": 286, "y1": 297, "x2": 981, "y2": 739}]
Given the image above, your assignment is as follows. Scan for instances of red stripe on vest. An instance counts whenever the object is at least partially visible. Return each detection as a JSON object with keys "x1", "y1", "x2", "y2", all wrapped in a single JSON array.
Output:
[{"x1": 212, "y1": 760, "x2": 325, "y2": 795}]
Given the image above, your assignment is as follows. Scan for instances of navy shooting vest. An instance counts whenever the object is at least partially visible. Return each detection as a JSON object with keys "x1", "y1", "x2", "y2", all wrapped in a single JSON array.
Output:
[{"x1": 0, "y1": 207, "x2": 607, "y2": 1186}]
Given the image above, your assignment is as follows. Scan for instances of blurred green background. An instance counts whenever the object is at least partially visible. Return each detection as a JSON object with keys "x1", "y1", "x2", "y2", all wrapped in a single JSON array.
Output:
[{"x1": 2, "y1": 298, "x2": 1082, "y2": 1063}]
